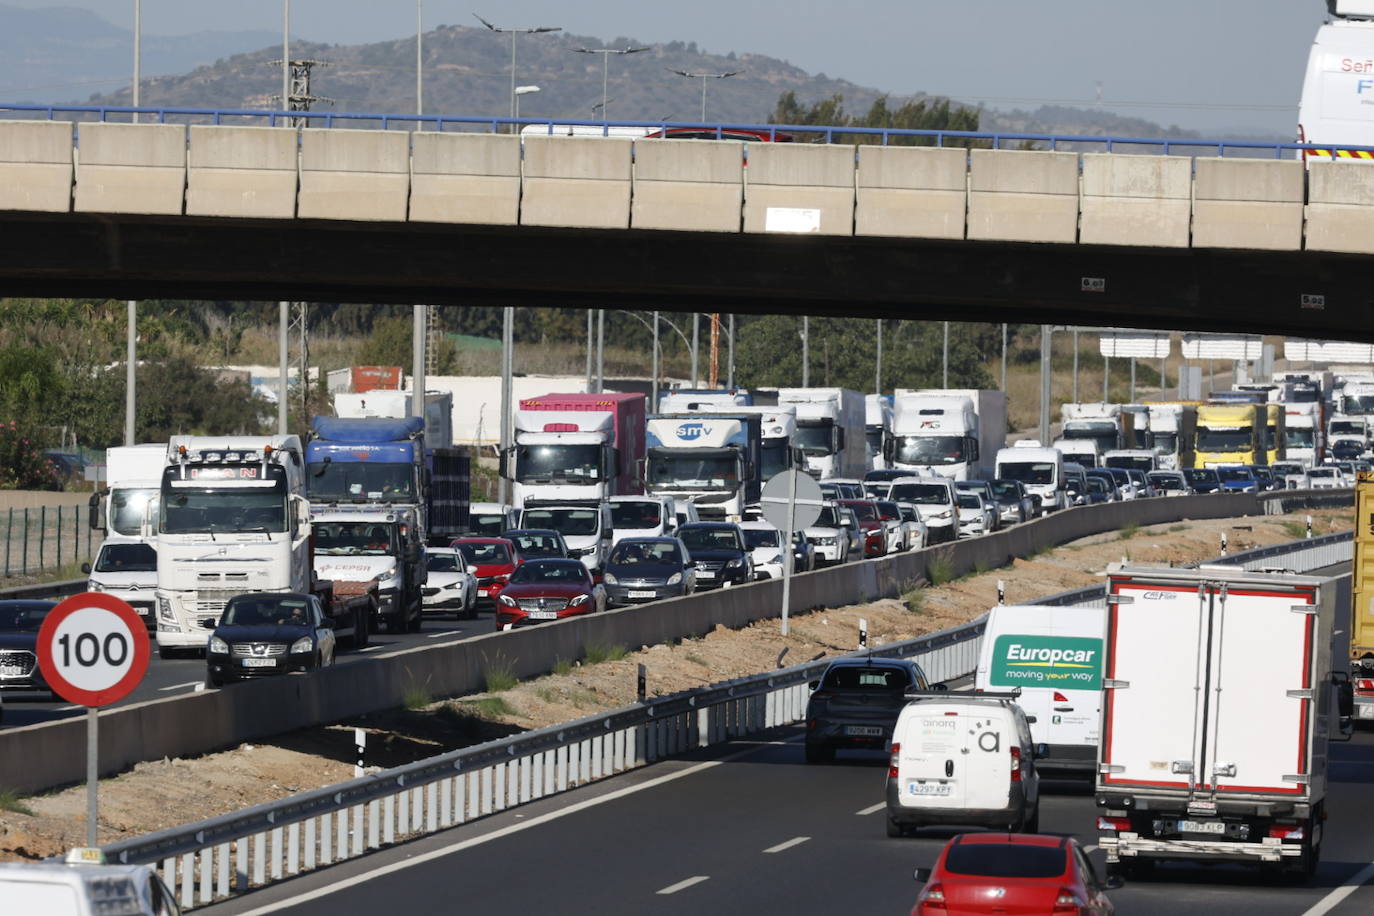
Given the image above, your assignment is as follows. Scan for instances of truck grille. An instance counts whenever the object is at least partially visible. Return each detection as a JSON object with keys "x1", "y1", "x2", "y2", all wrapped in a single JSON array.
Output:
[
  {"x1": 517, "y1": 597, "x2": 568, "y2": 612},
  {"x1": 229, "y1": 643, "x2": 289, "y2": 658},
  {"x1": 0, "y1": 650, "x2": 36, "y2": 675},
  {"x1": 196, "y1": 572, "x2": 251, "y2": 584},
  {"x1": 195, "y1": 590, "x2": 254, "y2": 617}
]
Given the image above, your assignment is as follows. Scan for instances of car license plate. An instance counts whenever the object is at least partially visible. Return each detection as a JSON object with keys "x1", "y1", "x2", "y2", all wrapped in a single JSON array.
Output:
[
  {"x1": 845, "y1": 725, "x2": 884, "y2": 737},
  {"x1": 477, "y1": 588, "x2": 489, "y2": 597},
  {"x1": 628, "y1": 590, "x2": 657, "y2": 598},
  {"x1": 0, "y1": 665, "x2": 23, "y2": 678},
  {"x1": 240, "y1": 658, "x2": 277, "y2": 668},
  {"x1": 1359, "y1": 704, "x2": 1374, "y2": 720},
  {"x1": 135, "y1": 606, "x2": 149, "y2": 615},
  {"x1": 1176, "y1": 820, "x2": 1226, "y2": 835},
  {"x1": 908, "y1": 782, "x2": 951, "y2": 797},
  {"x1": 697, "y1": 570, "x2": 715, "y2": 579},
  {"x1": 526, "y1": 610, "x2": 558, "y2": 620}
]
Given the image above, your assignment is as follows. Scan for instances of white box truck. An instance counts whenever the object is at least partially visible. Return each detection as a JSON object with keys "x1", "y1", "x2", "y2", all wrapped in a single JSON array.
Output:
[
  {"x1": 889, "y1": 389, "x2": 1008, "y2": 481},
  {"x1": 1095, "y1": 566, "x2": 1352, "y2": 881},
  {"x1": 775, "y1": 388, "x2": 866, "y2": 479}
]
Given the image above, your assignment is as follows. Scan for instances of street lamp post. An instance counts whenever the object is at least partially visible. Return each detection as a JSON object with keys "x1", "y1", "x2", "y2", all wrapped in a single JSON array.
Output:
[
  {"x1": 573, "y1": 46, "x2": 647, "y2": 121},
  {"x1": 132, "y1": 0, "x2": 141, "y2": 122},
  {"x1": 282, "y1": 0, "x2": 290, "y2": 122},
  {"x1": 942, "y1": 321, "x2": 950, "y2": 388},
  {"x1": 667, "y1": 68, "x2": 743, "y2": 121},
  {"x1": 475, "y1": 14, "x2": 561, "y2": 126},
  {"x1": 801, "y1": 316, "x2": 809, "y2": 387},
  {"x1": 416, "y1": 0, "x2": 423, "y2": 121},
  {"x1": 513, "y1": 85, "x2": 540, "y2": 119}
]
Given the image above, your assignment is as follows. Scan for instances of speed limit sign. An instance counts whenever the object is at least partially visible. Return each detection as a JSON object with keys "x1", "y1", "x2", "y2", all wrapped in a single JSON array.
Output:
[{"x1": 37, "y1": 592, "x2": 150, "y2": 707}]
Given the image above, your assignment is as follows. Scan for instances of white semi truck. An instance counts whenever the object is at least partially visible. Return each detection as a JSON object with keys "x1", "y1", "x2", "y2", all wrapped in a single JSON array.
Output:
[
  {"x1": 865, "y1": 394, "x2": 893, "y2": 471},
  {"x1": 776, "y1": 388, "x2": 867, "y2": 479},
  {"x1": 1095, "y1": 566, "x2": 1351, "y2": 881},
  {"x1": 1146, "y1": 404, "x2": 1197, "y2": 471},
  {"x1": 1284, "y1": 402, "x2": 1325, "y2": 467},
  {"x1": 1061, "y1": 403, "x2": 1134, "y2": 455},
  {"x1": 889, "y1": 389, "x2": 1007, "y2": 481},
  {"x1": 89, "y1": 444, "x2": 166, "y2": 542}
]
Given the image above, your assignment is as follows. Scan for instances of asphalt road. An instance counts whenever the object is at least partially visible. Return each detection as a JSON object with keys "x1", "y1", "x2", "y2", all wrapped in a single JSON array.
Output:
[{"x1": 0, "y1": 608, "x2": 495, "y2": 730}]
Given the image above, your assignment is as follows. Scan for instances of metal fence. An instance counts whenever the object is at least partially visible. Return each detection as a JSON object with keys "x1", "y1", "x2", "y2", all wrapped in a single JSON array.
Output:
[
  {"x1": 0, "y1": 503, "x2": 97, "y2": 579},
  {"x1": 2, "y1": 103, "x2": 1369, "y2": 160}
]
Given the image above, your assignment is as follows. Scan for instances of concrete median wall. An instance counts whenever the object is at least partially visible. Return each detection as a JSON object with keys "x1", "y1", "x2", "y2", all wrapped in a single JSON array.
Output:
[
  {"x1": 0, "y1": 121, "x2": 73, "y2": 212},
  {"x1": 185, "y1": 126, "x2": 298, "y2": 219},
  {"x1": 744, "y1": 144, "x2": 856, "y2": 236},
  {"x1": 297, "y1": 129, "x2": 410, "y2": 222},
  {"x1": 410, "y1": 133, "x2": 521, "y2": 225},
  {"x1": 968, "y1": 149, "x2": 1079, "y2": 243},
  {"x1": 855, "y1": 146, "x2": 967, "y2": 239},
  {"x1": 74, "y1": 123, "x2": 185, "y2": 216},
  {"x1": 1192, "y1": 158, "x2": 1304, "y2": 251},
  {"x1": 0, "y1": 491, "x2": 1304, "y2": 795},
  {"x1": 1304, "y1": 160, "x2": 1374, "y2": 254},
  {"x1": 631, "y1": 138, "x2": 743, "y2": 232},
  {"x1": 1080, "y1": 154, "x2": 1191, "y2": 248},
  {"x1": 521, "y1": 136, "x2": 633, "y2": 229}
]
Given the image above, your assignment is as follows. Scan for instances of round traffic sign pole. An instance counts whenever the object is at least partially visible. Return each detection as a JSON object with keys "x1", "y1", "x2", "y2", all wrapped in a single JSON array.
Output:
[
  {"x1": 36, "y1": 592, "x2": 151, "y2": 845},
  {"x1": 761, "y1": 470, "x2": 824, "y2": 636}
]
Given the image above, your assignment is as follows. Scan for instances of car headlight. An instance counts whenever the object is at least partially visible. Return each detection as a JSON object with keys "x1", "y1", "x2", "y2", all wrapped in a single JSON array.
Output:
[
  {"x1": 666, "y1": 572, "x2": 682, "y2": 586},
  {"x1": 726, "y1": 557, "x2": 744, "y2": 568},
  {"x1": 89, "y1": 580, "x2": 105, "y2": 593},
  {"x1": 158, "y1": 596, "x2": 175, "y2": 622},
  {"x1": 603, "y1": 572, "x2": 619, "y2": 585},
  {"x1": 209, "y1": 636, "x2": 229, "y2": 654},
  {"x1": 372, "y1": 571, "x2": 398, "y2": 585},
  {"x1": 569, "y1": 594, "x2": 590, "y2": 606},
  {"x1": 933, "y1": 510, "x2": 952, "y2": 520},
  {"x1": 498, "y1": 594, "x2": 517, "y2": 607},
  {"x1": 289, "y1": 636, "x2": 314, "y2": 654}
]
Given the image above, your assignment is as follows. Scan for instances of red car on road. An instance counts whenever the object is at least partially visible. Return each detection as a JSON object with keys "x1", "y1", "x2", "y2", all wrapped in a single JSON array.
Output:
[
  {"x1": 837, "y1": 499, "x2": 888, "y2": 558},
  {"x1": 494, "y1": 558, "x2": 606, "y2": 630},
  {"x1": 451, "y1": 537, "x2": 522, "y2": 607},
  {"x1": 911, "y1": 833, "x2": 1119, "y2": 915}
]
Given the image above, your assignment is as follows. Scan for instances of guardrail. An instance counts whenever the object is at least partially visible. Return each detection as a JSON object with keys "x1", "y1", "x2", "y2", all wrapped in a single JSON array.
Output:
[
  {"x1": 0, "y1": 102, "x2": 1365, "y2": 159},
  {"x1": 96, "y1": 498, "x2": 1354, "y2": 909}
]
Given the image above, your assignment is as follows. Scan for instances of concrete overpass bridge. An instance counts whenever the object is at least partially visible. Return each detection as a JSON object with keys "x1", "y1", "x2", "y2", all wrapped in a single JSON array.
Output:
[{"x1": 2, "y1": 105, "x2": 1373, "y2": 339}]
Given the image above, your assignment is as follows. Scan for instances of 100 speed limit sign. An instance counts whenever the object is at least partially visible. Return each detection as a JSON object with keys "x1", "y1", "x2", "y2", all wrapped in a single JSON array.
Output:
[{"x1": 37, "y1": 593, "x2": 151, "y2": 707}]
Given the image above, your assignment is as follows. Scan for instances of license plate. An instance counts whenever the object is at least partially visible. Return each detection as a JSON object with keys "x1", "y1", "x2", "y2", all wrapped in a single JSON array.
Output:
[
  {"x1": 135, "y1": 606, "x2": 149, "y2": 615},
  {"x1": 478, "y1": 588, "x2": 489, "y2": 597},
  {"x1": 526, "y1": 610, "x2": 558, "y2": 620},
  {"x1": 1359, "y1": 704, "x2": 1374, "y2": 720},
  {"x1": 1176, "y1": 820, "x2": 1226, "y2": 835},
  {"x1": 0, "y1": 665, "x2": 23, "y2": 678},
  {"x1": 628, "y1": 590, "x2": 657, "y2": 598},
  {"x1": 908, "y1": 782, "x2": 951, "y2": 797},
  {"x1": 240, "y1": 658, "x2": 277, "y2": 668},
  {"x1": 845, "y1": 725, "x2": 884, "y2": 737},
  {"x1": 697, "y1": 571, "x2": 715, "y2": 579}
]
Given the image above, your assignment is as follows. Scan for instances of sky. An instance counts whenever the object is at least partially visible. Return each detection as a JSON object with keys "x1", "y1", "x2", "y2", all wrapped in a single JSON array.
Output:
[{"x1": 4, "y1": 0, "x2": 1337, "y2": 134}]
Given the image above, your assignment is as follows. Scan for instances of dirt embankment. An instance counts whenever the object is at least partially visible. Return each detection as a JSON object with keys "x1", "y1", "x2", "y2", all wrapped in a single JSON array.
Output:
[{"x1": 0, "y1": 508, "x2": 1350, "y2": 862}]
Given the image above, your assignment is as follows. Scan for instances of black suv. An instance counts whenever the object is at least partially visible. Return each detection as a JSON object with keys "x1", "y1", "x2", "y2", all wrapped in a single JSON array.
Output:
[
  {"x1": 805, "y1": 657, "x2": 936, "y2": 763},
  {"x1": 677, "y1": 522, "x2": 752, "y2": 589}
]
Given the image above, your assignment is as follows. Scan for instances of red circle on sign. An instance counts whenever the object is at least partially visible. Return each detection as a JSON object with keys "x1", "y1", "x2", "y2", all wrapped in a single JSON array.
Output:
[{"x1": 36, "y1": 592, "x2": 151, "y2": 707}]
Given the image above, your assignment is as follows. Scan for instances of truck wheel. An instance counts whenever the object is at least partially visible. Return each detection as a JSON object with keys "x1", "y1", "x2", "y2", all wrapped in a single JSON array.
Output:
[{"x1": 158, "y1": 644, "x2": 180, "y2": 661}]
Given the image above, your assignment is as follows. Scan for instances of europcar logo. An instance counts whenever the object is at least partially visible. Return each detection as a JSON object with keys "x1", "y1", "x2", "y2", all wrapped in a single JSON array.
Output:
[
  {"x1": 676, "y1": 422, "x2": 709, "y2": 441},
  {"x1": 989, "y1": 635, "x2": 1103, "y2": 690}
]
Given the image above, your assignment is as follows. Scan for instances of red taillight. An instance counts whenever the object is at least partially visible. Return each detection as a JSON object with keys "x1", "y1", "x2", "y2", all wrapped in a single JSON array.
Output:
[
  {"x1": 1052, "y1": 888, "x2": 1085, "y2": 913},
  {"x1": 1268, "y1": 824, "x2": 1305, "y2": 841},
  {"x1": 1356, "y1": 678, "x2": 1374, "y2": 694},
  {"x1": 1010, "y1": 745, "x2": 1022, "y2": 782},
  {"x1": 916, "y1": 881, "x2": 947, "y2": 911},
  {"x1": 1097, "y1": 816, "x2": 1131, "y2": 832},
  {"x1": 888, "y1": 743, "x2": 901, "y2": 779},
  {"x1": 1053, "y1": 691, "x2": 1069, "y2": 703}
]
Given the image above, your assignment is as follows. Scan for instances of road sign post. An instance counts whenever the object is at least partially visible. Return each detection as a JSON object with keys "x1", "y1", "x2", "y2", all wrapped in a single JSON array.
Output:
[
  {"x1": 36, "y1": 592, "x2": 151, "y2": 845},
  {"x1": 761, "y1": 469, "x2": 824, "y2": 636}
]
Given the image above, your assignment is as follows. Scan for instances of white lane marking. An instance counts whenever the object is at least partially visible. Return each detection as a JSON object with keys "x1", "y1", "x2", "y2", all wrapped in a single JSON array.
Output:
[
  {"x1": 656, "y1": 876, "x2": 709, "y2": 895},
  {"x1": 358, "y1": 646, "x2": 382, "y2": 652},
  {"x1": 230, "y1": 739, "x2": 794, "y2": 915},
  {"x1": 58, "y1": 705, "x2": 82, "y2": 711},
  {"x1": 158, "y1": 681, "x2": 203, "y2": 692},
  {"x1": 426, "y1": 631, "x2": 462, "y2": 639},
  {"x1": 1304, "y1": 861, "x2": 1374, "y2": 916},
  {"x1": 855, "y1": 803, "x2": 886, "y2": 816},
  {"x1": 763, "y1": 836, "x2": 810, "y2": 854}
]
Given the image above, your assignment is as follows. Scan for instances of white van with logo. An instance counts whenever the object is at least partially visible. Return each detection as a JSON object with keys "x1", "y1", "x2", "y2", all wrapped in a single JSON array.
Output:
[
  {"x1": 975, "y1": 604, "x2": 1106, "y2": 776},
  {"x1": 884, "y1": 693, "x2": 1041, "y2": 837}
]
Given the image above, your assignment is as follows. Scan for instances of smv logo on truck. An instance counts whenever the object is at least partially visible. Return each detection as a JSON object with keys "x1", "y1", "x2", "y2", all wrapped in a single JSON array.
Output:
[{"x1": 676, "y1": 423, "x2": 711, "y2": 441}]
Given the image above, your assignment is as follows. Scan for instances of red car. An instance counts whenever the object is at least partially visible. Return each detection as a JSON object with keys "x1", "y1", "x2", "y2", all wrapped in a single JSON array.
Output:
[
  {"x1": 911, "y1": 833, "x2": 1119, "y2": 915},
  {"x1": 644, "y1": 127, "x2": 794, "y2": 142},
  {"x1": 451, "y1": 537, "x2": 522, "y2": 607},
  {"x1": 837, "y1": 499, "x2": 888, "y2": 558},
  {"x1": 494, "y1": 558, "x2": 607, "y2": 630}
]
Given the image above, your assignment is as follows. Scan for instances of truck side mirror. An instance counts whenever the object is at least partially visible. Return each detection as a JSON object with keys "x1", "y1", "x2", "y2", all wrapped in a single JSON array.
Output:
[
  {"x1": 882, "y1": 436, "x2": 894, "y2": 461},
  {"x1": 499, "y1": 447, "x2": 512, "y2": 480},
  {"x1": 968, "y1": 439, "x2": 979, "y2": 462},
  {"x1": 88, "y1": 490, "x2": 106, "y2": 531}
]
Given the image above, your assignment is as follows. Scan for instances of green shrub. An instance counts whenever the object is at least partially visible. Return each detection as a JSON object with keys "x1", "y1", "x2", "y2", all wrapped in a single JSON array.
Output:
[
  {"x1": 482, "y1": 652, "x2": 517, "y2": 692},
  {"x1": 472, "y1": 696, "x2": 514, "y2": 718},
  {"x1": 926, "y1": 550, "x2": 956, "y2": 586},
  {"x1": 584, "y1": 642, "x2": 628, "y2": 665},
  {"x1": 552, "y1": 657, "x2": 573, "y2": 676},
  {"x1": 902, "y1": 587, "x2": 927, "y2": 615},
  {"x1": 402, "y1": 686, "x2": 431, "y2": 710},
  {"x1": 1117, "y1": 522, "x2": 1140, "y2": 541},
  {"x1": 0, "y1": 788, "x2": 33, "y2": 816}
]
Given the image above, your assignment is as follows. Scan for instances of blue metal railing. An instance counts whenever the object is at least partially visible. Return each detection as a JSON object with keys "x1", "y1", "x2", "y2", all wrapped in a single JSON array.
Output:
[{"x1": 5, "y1": 102, "x2": 1374, "y2": 160}]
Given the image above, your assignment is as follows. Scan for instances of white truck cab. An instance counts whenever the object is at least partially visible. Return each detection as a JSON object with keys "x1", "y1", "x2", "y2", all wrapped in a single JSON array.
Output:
[
  {"x1": 1052, "y1": 438, "x2": 1101, "y2": 469},
  {"x1": 608, "y1": 495, "x2": 678, "y2": 542}
]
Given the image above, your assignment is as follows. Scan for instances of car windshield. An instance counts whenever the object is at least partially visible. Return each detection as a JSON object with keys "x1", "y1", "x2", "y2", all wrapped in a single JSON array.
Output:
[
  {"x1": 1087, "y1": 477, "x2": 1110, "y2": 493},
  {"x1": 161, "y1": 486, "x2": 287, "y2": 534},
  {"x1": 109, "y1": 487, "x2": 159, "y2": 537},
  {"x1": 521, "y1": 509, "x2": 600, "y2": 537},
  {"x1": 876, "y1": 502, "x2": 901, "y2": 521},
  {"x1": 222, "y1": 597, "x2": 310, "y2": 626},
  {"x1": 999, "y1": 461, "x2": 1055, "y2": 484},
  {"x1": 793, "y1": 421, "x2": 835, "y2": 455},
  {"x1": 889, "y1": 483, "x2": 950, "y2": 505},
  {"x1": 1197, "y1": 427, "x2": 1253, "y2": 451},
  {"x1": 609, "y1": 502, "x2": 663, "y2": 530},
  {"x1": 820, "y1": 665, "x2": 909, "y2": 690},
  {"x1": 893, "y1": 435, "x2": 966, "y2": 466},
  {"x1": 1310, "y1": 468, "x2": 1336, "y2": 478},
  {"x1": 0, "y1": 602, "x2": 52, "y2": 631},
  {"x1": 1218, "y1": 467, "x2": 1253, "y2": 482},
  {"x1": 426, "y1": 553, "x2": 461, "y2": 572},
  {"x1": 743, "y1": 528, "x2": 781, "y2": 549},
  {"x1": 943, "y1": 843, "x2": 1066, "y2": 879},
  {"x1": 1149, "y1": 474, "x2": 1183, "y2": 490},
  {"x1": 1106, "y1": 456, "x2": 1154, "y2": 472},
  {"x1": 507, "y1": 533, "x2": 563, "y2": 556},
  {"x1": 456, "y1": 542, "x2": 511, "y2": 565},
  {"x1": 468, "y1": 513, "x2": 508, "y2": 537},
  {"x1": 989, "y1": 481, "x2": 1017, "y2": 498},
  {"x1": 514, "y1": 443, "x2": 603, "y2": 483},
  {"x1": 1331, "y1": 421, "x2": 1365, "y2": 435},
  {"x1": 94, "y1": 542, "x2": 157, "y2": 573},
  {"x1": 509, "y1": 561, "x2": 586, "y2": 584},
  {"x1": 608, "y1": 542, "x2": 681, "y2": 565},
  {"x1": 898, "y1": 505, "x2": 920, "y2": 522},
  {"x1": 1154, "y1": 432, "x2": 1178, "y2": 453},
  {"x1": 957, "y1": 493, "x2": 981, "y2": 509},
  {"x1": 845, "y1": 502, "x2": 878, "y2": 522},
  {"x1": 679, "y1": 527, "x2": 741, "y2": 551},
  {"x1": 759, "y1": 440, "x2": 789, "y2": 479},
  {"x1": 813, "y1": 506, "x2": 843, "y2": 528},
  {"x1": 1184, "y1": 469, "x2": 1219, "y2": 484},
  {"x1": 314, "y1": 521, "x2": 396, "y2": 555},
  {"x1": 647, "y1": 453, "x2": 738, "y2": 490},
  {"x1": 1285, "y1": 428, "x2": 1315, "y2": 448}
]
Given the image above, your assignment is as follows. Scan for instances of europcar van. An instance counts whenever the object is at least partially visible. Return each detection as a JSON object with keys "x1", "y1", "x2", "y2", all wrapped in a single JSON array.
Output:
[
  {"x1": 885, "y1": 693, "x2": 1042, "y2": 837},
  {"x1": 975, "y1": 604, "x2": 1106, "y2": 776}
]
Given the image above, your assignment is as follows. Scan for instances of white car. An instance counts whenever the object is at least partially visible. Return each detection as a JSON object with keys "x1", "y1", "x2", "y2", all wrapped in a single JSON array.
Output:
[
  {"x1": 83, "y1": 538, "x2": 158, "y2": 630},
  {"x1": 421, "y1": 547, "x2": 477, "y2": 619},
  {"x1": 608, "y1": 495, "x2": 678, "y2": 543},
  {"x1": 1146, "y1": 471, "x2": 1192, "y2": 496},
  {"x1": 1307, "y1": 466, "x2": 1345, "y2": 489},
  {"x1": 873, "y1": 500, "x2": 909, "y2": 553},
  {"x1": 894, "y1": 502, "x2": 929, "y2": 551},
  {"x1": 804, "y1": 501, "x2": 853, "y2": 567},
  {"x1": 956, "y1": 491, "x2": 995, "y2": 538},
  {"x1": 739, "y1": 521, "x2": 803, "y2": 580}
]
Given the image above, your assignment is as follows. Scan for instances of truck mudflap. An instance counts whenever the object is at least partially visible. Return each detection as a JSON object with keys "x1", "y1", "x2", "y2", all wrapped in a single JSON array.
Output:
[
  {"x1": 1102, "y1": 835, "x2": 1304, "y2": 864},
  {"x1": 330, "y1": 579, "x2": 374, "y2": 598}
]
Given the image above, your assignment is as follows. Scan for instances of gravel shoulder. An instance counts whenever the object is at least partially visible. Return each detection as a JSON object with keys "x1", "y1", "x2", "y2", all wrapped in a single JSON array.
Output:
[{"x1": 0, "y1": 507, "x2": 1350, "y2": 862}]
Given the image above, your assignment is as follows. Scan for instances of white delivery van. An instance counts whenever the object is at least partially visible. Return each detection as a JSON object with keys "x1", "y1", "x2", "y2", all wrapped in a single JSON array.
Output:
[
  {"x1": 608, "y1": 495, "x2": 678, "y2": 542},
  {"x1": 975, "y1": 604, "x2": 1106, "y2": 776},
  {"x1": 1299, "y1": 9, "x2": 1374, "y2": 163},
  {"x1": 0, "y1": 849, "x2": 180, "y2": 915},
  {"x1": 885, "y1": 693, "x2": 1042, "y2": 837}
]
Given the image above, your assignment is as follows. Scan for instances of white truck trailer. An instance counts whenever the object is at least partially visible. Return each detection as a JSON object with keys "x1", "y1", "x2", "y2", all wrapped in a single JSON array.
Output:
[
  {"x1": 890, "y1": 389, "x2": 1008, "y2": 481},
  {"x1": 1146, "y1": 404, "x2": 1197, "y2": 471},
  {"x1": 1095, "y1": 566, "x2": 1351, "y2": 881},
  {"x1": 775, "y1": 388, "x2": 866, "y2": 479}
]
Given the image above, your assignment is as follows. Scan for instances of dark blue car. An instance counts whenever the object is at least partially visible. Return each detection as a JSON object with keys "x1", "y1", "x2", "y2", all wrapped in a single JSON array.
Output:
[
  {"x1": 206, "y1": 593, "x2": 337, "y2": 687},
  {"x1": 0, "y1": 600, "x2": 56, "y2": 696}
]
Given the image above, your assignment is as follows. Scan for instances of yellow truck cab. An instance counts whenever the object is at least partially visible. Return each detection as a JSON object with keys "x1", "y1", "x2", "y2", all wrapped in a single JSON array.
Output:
[
  {"x1": 1195, "y1": 404, "x2": 1263, "y2": 468},
  {"x1": 0, "y1": 848, "x2": 180, "y2": 916}
]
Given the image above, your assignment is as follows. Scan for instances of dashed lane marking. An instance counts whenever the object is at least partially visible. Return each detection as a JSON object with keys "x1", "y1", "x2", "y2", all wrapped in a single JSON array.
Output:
[
  {"x1": 763, "y1": 836, "x2": 810, "y2": 854},
  {"x1": 656, "y1": 876, "x2": 710, "y2": 895}
]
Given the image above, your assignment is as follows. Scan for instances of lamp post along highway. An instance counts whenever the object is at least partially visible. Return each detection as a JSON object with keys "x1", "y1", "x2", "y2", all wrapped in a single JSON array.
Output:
[
  {"x1": 573, "y1": 46, "x2": 647, "y2": 121},
  {"x1": 475, "y1": 15, "x2": 561, "y2": 127},
  {"x1": 125, "y1": 302, "x2": 135, "y2": 446},
  {"x1": 667, "y1": 68, "x2": 742, "y2": 121},
  {"x1": 282, "y1": 0, "x2": 290, "y2": 124},
  {"x1": 416, "y1": 0, "x2": 423, "y2": 122},
  {"x1": 513, "y1": 84, "x2": 540, "y2": 120},
  {"x1": 131, "y1": 0, "x2": 141, "y2": 122}
]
